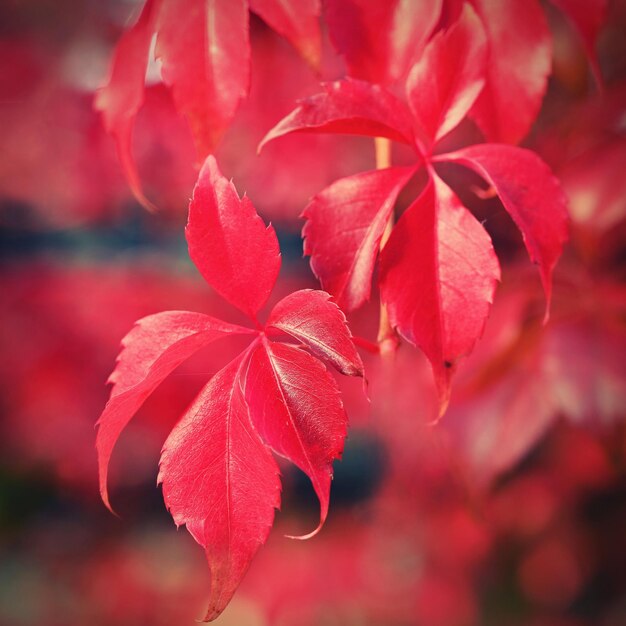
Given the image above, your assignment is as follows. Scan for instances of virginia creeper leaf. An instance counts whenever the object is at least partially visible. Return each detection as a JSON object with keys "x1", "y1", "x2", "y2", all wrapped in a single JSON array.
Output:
[
  {"x1": 187, "y1": 155, "x2": 281, "y2": 321},
  {"x1": 249, "y1": 0, "x2": 321, "y2": 69},
  {"x1": 324, "y1": 0, "x2": 443, "y2": 85},
  {"x1": 158, "y1": 352, "x2": 281, "y2": 621},
  {"x1": 302, "y1": 166, "x2": 416, "y2": 311},
  {"x1": 438, "y1": 144, "x2": 569, "y2": 316},
  {"x1": 406, "y1": 3, "x2": 487, "y2": 146},
  {"x1": 379, "y1": 175, "x2": 500, "y2": 417},
  {"x1": 246, "y1": 340, "x2": 348, "y2": 537},
  {"x1": 155, "y1": 0, "x2": 250, "y2": 157},
  {"x1": 267, "y1": 289, "x2": 364, "y2": 376},
  {"x1": 469, "y1": 0, "x2": 552, "y2": 143},
  {"x1": 94, "y1": 0, "x2": 159, "y2": 210},
  {"x1": 259, "y1": 79, "x2": 415, "y2": 151},
  {"x1": 96, "y1": 311, "x2": 254, "y2": 511}
]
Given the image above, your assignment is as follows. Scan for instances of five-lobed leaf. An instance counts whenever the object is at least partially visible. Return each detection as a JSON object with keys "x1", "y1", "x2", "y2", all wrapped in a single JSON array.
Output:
[{"x1": 98, "y1": 154, "x2": 364, "y2": 621}]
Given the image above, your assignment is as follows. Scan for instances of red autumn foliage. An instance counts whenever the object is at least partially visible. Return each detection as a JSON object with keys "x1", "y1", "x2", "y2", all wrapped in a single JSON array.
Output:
[{"x1": 1, "y1": 0, "x2": 626, "y2": 624}]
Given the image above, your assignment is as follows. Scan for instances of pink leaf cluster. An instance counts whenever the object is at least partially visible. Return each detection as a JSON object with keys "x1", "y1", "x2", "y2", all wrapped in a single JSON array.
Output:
[
  {"x1": 262, "y1": 4, "x2": 569, "y2": 415},
  {"x1": 95, "y1": 0, "x2": 321, "y2": 208},
  {"x1": 96, "y1": 156, "x2": 363, "y2": 621}
]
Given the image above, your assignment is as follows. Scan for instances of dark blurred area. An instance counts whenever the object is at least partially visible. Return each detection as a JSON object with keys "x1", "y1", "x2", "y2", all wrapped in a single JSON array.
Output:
[{"x1": 1, "y1": 0, "x2": 626, "y2": 624}]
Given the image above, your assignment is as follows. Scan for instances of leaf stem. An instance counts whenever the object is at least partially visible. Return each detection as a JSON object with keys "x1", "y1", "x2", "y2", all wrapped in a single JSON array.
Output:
[{"x1": 374, "y1": 137, "x2": 399, "y2": 357}]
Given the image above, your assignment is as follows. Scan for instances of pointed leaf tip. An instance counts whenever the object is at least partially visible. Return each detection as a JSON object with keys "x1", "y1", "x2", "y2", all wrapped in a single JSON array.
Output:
[{"x1": 187, "y1": 156, "x2": 281, "y2": 320}]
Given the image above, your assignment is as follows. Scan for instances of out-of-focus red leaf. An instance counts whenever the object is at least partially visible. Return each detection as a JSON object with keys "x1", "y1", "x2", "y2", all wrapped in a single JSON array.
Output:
[
  {"x1": 155, "y1": 0, "x2": 249, "y2": 157},
  {"x1": 379, "y1": 176, "x2": 500, "y2": 417},
  {"x1": 468, "y1": 0, "x2": 552, "y2": 143},
  {"x1": 266, "y1": 289, "x2": 364, "y2": 377},
  {"x1": 324, "y1": 0, "x2": 443, "y2": 85},
  {"x1": 186, "y1": 156, "x2": 281, "y2": 320},
  {"x1": 96, "y1": 311, "x2": 253, "y2": 511},
  {"x1": 249, "y1": 0, "x2": 321, "y2": 69},
  {"x1": 158, "y1": 352, "x2": 281, "y2": 621},
  {"x1": 549, "y1": 0, "x2": 607, "y2": 83},
  {"x1": 259, "y1": 79, "x2": 415, "y2": 150},
  {"x1": 94, "y1": 0, "x2": 159, "y2": 210},
  {"x1": 301, "y1": 166, "x2": 415, "y2": 312},
  {"x1": 246, "y1": 340, "x2": 348, "y2": 537},
  {"x1": 438, "y1": 144, "x2": 569, "y2": 316},
  {"x1": 406, "y1": 3, "x2": 487, "y2": 146}
]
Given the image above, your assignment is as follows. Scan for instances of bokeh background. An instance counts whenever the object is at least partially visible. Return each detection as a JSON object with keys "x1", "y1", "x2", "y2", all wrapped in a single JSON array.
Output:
[{"x1": 1, "y1": 1, "x2": 626, "y2": 624}]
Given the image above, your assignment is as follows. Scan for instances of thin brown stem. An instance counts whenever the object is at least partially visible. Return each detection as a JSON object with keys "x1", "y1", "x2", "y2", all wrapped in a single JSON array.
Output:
[{"x1": 374, "y1": 137, "x2": 399, "y2": 356}]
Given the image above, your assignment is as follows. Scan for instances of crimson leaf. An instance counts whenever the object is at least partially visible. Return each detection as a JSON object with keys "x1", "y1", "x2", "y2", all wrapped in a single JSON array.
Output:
[
  {"x1": 259, "y1": 78, "x2": 415, "y2": 151},
  {"x1": 186, "y1": 155, "x2": 281, "y2": 321},
  {"x1": 324, "y1": 0, "x2": 443, "y2": 85},
  {"x1": 301, "y1": 166, "x2": 416, "y2": 312},
  {"x1": 437, "y1": 144, "x2": 569, "y2": 316},
  {"x1": 98, "y1": 155, "x2": 363, "y2": 620},
  {"x1": 379, "y1": 175, "x2": 500, "y2": 416},
  {"x1": 266, "y1": 289, "x2": 364, "y2": 376},
  {"x1": 96, "y1": 311, "x2": 254, "y2": 511},
  {"x1": 406, "y1": 3, "x2": 487, "y2": 146},
  {"x1": 158, "y1": 352, "x2": 281, "y2": 621},
  {"x1": 468, "y1": 0, "x2": 552, "y2": 144},
  {"x1": 245, "y1": 339, "x2": 348, "y2": 537}
]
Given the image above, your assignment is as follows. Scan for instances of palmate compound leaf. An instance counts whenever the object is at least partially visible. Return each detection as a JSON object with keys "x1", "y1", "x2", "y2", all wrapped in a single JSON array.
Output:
[
  {"x1": 261, "y1": 5, "x2": 567, "y2": 416},
  {"x1": 97, "y1": 0, "x2": 322, "y2": 207},
  {"x1": 379, "y1": 175, "x2": 500, "y2": 417},
  {"x1": 97, "y1": 154, "x2": 363, "y2": 620},
  {"x1": 158, "y1": 351, "x2": 281, "y2": 621}
]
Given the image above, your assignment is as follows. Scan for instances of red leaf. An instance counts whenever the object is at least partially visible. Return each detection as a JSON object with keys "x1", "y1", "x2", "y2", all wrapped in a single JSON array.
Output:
[
  {"x1": 468, "y1": 0, "x2": 552, "y2": 143},
  {"x1": 246, "y1": 340, "x2": 348, "y2": 537},
  {"x1": 249, "y1": 0, "x2": 321, "y2": 69},
  {"x1": 94, "y1": 0, "x2": 159, "y2": 210},
  {"x1": 266, "y1": 289, "x2": 364, "y2": 376},
  {"x1": 96, "y1": 311, "x2": 254, "y2": 511},
  {"x1": 302, "y1": 166, "x2": 416, "y2": 311},
  {"x1": 438, "y1": 144, "x2": 569, "y2": 317},
  {"x1": 549, "y1": 0, "x2": 607, "y2": 83},
  {"x1": 325, "y1": 0, "x2": 443, "y2": 85},
  {"x1": 406, "y1": 3, "x2": 487, "y2": 147},
  {"x1": 379, "y1": 175, "x2": 500, "y2": 417},
  {"x1": 186, "y1": 155, "x2": 281, "y2": 321},
  {"x1": 158, "y1": 352, "x2": 280, "y2": 621},
  {"x1": 155, "y1": 0, "x2": 250, "y2": 156},
  {"x1": 259, "y1": 79, "x2": 415, "y2": 151}
]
